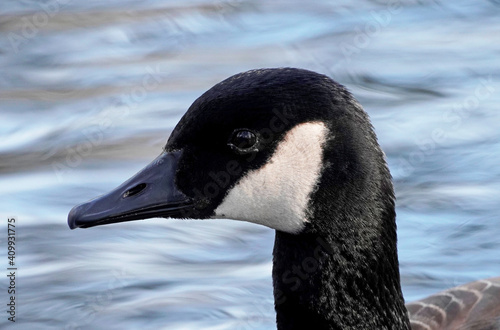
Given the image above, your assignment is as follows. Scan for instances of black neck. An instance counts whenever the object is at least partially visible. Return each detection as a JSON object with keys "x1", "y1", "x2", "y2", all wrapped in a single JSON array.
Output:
[{"x1": 272, "y1": 228, "x2": 410, "y2": 330}]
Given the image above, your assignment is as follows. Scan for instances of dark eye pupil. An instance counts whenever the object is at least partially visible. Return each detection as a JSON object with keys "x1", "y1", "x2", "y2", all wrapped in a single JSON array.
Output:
[{"x1": 232, "y1": 130, "x2": 256, "y2": 149}]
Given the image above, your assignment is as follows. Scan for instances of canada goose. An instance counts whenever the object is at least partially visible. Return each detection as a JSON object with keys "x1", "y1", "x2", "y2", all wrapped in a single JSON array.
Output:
[{"x1": 68, "y1": 68, "x2": 500, "y2": 329}]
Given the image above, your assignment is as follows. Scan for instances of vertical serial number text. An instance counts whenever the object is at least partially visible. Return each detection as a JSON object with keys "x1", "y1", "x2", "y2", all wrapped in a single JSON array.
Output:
[{"x1": 7, "y1": 217, "x2": 16, "y2": 323}]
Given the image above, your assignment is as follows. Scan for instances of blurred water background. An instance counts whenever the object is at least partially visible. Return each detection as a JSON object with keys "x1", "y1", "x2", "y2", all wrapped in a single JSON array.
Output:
[{"x1": 1, "y1": 0, "x2": 499, "y2": 329}]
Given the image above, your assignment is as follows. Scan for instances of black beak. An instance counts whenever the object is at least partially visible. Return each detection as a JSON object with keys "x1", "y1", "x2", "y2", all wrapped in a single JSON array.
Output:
[{"x1": 68, "y1": 150, "x2": 193, "y2": 229}]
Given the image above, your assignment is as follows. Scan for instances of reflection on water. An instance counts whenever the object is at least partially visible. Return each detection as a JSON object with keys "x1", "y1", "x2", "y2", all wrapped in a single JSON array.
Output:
[{"x1": 1, "y1": 0, "x2": 499, "y2": 328}]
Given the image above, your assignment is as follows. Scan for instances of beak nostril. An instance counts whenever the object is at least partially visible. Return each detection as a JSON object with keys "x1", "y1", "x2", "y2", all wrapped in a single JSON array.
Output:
[{"x1": 123, "y1": 183, "x2": 147, "y2": 198}]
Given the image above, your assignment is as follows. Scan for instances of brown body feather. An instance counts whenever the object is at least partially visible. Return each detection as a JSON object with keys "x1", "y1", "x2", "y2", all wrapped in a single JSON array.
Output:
[{"x1": 407, "y1": 277, "x2": 500, "y2": 330}]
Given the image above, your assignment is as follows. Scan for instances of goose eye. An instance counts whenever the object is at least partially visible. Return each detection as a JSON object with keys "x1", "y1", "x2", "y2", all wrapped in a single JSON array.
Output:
[{"x1": 228, "y1": 129, "x2": 258, "y2": 154}]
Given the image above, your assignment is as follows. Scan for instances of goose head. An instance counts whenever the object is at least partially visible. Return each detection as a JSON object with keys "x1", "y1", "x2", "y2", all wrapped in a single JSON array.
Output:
[
  {"x1": 68, "y1": 68, "x2": 391, "y2": 235},
  {"x1": 68, "y1": 68, "x2": 409, "y2": 329}
]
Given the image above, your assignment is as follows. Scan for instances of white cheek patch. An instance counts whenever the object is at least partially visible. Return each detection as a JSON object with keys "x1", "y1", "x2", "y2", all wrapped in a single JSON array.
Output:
[{"x1": 214, "y1": 121, "x2": 328, "y2": 234}]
